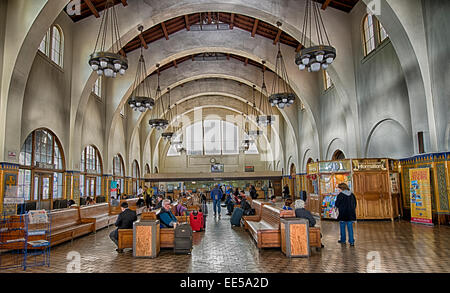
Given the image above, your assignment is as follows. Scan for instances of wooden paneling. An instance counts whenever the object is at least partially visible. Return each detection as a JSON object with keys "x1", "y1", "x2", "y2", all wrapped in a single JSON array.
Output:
[
  {"x1": 135, "y1": 225, "x2": 153, "y2": 257},
  {"x1": 290, "y1": 224, "x2": 309, "y2": 256}
]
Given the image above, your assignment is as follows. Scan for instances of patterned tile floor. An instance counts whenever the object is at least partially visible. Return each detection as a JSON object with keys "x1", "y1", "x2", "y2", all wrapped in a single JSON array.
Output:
[{"x1": 2, "y1": 203, "x2": 450, "y2": 273}]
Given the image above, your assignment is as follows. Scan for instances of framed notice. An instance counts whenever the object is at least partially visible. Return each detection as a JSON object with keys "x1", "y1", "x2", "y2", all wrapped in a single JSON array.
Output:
[
  {"x1": 409, "y1": 168, "x2": 433, "y2": 225},
  {"x1": 245, "y1": 166, "x2": 254, "y2": 172}
]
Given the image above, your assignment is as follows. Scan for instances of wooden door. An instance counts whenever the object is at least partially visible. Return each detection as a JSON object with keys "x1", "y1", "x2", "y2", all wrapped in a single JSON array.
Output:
[
  {"x1": 353, "y1": 172, "x2": 390, "y2": 219},
  {"x1": 272, "y1": 179, "x2": 282, "y2": 197},
  {"x1": 33, "y1": 173, "x2": 53, "y2": 210}
]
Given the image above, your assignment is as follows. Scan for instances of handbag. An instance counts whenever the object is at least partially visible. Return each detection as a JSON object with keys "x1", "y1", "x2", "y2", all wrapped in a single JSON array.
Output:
[{"x1": 330, "y1": 207, "x2": 339, "y2": 219}]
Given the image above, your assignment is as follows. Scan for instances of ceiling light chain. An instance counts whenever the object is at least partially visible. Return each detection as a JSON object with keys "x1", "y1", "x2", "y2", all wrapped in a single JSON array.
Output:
[{"x1": 149, "y1": 64, "x2": 169, "y2": 130}]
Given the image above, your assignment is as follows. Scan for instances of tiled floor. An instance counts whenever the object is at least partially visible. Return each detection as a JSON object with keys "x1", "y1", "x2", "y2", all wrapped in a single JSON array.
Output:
[{"x1": 2, "y1": 203, "x2": 450, "y2": 273}]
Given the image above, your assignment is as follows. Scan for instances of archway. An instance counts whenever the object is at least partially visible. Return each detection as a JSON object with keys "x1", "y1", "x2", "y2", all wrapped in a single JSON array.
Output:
[{"x1": 332, "y1": 150, "x2": 346, "y2": 160}]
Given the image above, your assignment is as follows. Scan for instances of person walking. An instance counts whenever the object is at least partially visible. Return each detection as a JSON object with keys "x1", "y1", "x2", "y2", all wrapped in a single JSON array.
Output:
[
  {"x1": 249, "y1": 185, "x2": 257, "y2": 199},
  {"x1": 210, "y1": 185, "x2": 223, "y2": 218},
  {"x1": 334, "y1": 183, "x2": 357, "y2": 246}
]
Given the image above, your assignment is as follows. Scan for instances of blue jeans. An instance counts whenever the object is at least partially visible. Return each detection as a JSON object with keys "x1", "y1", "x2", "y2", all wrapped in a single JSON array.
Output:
[
  {"x1": 213, "y1": 200, "x2": 221, "y2": 215},
  {"x1": 339, "y1": 221, "x2": 355, "y2": 244}
]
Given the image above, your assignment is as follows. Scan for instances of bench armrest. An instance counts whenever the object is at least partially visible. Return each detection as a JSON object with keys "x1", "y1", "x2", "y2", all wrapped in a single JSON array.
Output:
[
  {"x1": 80, "y1": 218, "x2": 96, "y2": 224},
  {"x1": 242, "y1": 215, "x2": 261, "y2": 222}
]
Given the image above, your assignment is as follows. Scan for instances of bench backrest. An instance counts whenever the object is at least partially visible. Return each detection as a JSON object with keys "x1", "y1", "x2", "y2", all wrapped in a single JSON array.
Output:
[
  {"x1": 260, "y1": 205, "x2": 281, "y2": 228},
  {"x1": 251, "y1": 200, "x2": 264, "y2": 216},
  {"x1": 50, "y1": 207, "x2": 81, "y2": 230},
  {"x1": 79, "y1": 203, "x2": 109, "y2": 218}
]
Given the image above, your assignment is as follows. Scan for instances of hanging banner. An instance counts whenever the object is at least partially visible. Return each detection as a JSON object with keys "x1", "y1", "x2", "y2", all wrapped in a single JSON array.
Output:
[
  {"x1": 409, "y1": 168, "x2": 433, "y2": 225},
  {"x1": 110, "y1": 180, "x2": 118, "y2": 199}
]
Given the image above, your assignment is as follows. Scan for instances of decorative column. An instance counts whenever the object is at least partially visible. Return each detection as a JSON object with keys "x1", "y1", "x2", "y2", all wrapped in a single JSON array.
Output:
[
  {"x1": 65, "y1": 171, "x2": 81, "y2": 205},
  {"x1": 0, "y1": 163, "x2": 20, "y2": 216}
]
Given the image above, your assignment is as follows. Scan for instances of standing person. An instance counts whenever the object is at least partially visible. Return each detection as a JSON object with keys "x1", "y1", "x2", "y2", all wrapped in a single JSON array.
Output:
[
  {"x1": 137, "y1": 186, "x2": 143, "y2": 198},
  {"x1": 210, "y1": 185, "x2": 223, "y2": 218},
  {"x1": 334, "y1": 183, "x2": 357, "y2": 246},
  {"x1": 144, "y1": 186, "x2": 153, "y2": 210},
  {"x1": 250, "y1": 185, "x2": 257, "y2": 199},
  {"x1": 262, "y1": 184, "x2": 269, "y2": 201},
  {"x1": 110, "y1": 202, "x2": 137, "y2": 253},
  {"x1": 283, "y1": 184, "x2": 290, "y2": 199}
]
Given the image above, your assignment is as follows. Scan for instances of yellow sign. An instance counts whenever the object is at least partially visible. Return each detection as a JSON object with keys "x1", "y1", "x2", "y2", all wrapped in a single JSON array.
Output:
[{"x1": 409, "y1": 168, "x2": 433, "y2": 225}]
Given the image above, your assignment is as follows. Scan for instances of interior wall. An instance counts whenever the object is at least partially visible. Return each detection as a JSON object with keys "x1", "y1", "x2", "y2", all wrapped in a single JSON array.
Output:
[
  {"x1": 422, "y1": 0, "x2": 450, "y2": 152},
  {"x1": 21, "y1": 12, "x2": 74, "y2": 161},
  {"x1": 350, "y1": 4, "x2": 413, "y2": 159},
  {"x1": 81, "y1": 94, "x2": 105, "y2": 164}
]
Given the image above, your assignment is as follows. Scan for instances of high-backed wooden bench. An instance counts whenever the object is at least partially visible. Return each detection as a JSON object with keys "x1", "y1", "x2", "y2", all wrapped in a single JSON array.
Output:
[
  {"x1": 50, "y1": 207, "x2": 95, "y2": 246},
  {"x1": 245, "y1": 204, "x2": 322, "y2": 249},
  {"x1": 79, "y1": 203, "x2": 119, "y2": 231},
  {"x1": 242, "y1": 200, "x2": 265, "y2": 229}
]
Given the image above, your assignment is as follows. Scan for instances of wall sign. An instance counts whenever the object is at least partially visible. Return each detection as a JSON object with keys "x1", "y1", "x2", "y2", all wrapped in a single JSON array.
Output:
[
  {"x1": 352, "y1": 159, "x2": 387, "y2": 171},
  {"x1": 409, "y1": 168, "x2": 433, "y2": 225}
]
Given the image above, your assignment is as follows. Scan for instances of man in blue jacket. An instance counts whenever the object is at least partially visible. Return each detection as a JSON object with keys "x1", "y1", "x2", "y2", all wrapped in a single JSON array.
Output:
[{"x1": 210, "y1": 185, "x2": 223, "y2": 218}]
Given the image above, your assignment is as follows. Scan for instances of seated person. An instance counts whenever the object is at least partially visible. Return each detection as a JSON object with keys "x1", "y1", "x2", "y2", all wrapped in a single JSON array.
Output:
[
  {"x1": 239, "y1": 192, "x2": 253, "y2": 216},
  {"x1": 136, "y1": 196, "x2": 145, "y2": 208},
  {"x1": 270, "y1": 195, "x2": 277, "y2": 204},
  {"x1": 67, "y1": 199, "x2": 76, "y2": 207},
  {"x1": 294, "y1": 199, "x2": 324, "y2": 248},
  {"x1": 85, "y1": 196, "x2": 94, "y2": 205},
  {"x1": 294, "y1": 199, "x2": 316, "y2": 226},
  {"x1": 153, "y1": 194, "x2": 164, "y2": 210},
  {"x1": 110, "y1": 196, "x2": 119, "y2": 207},
  {"x1": 283, "y1": 199, "x2": 293, "y2": 210},
  {"x1": 158, "y1": 199, "x2": 178, "y2": 228},
  {"x1": 109, "y1": 202, "x2": 137, "y2": 253},
  {"x1": 175, "y1": 202, "x2": 187, "y2": 216}
]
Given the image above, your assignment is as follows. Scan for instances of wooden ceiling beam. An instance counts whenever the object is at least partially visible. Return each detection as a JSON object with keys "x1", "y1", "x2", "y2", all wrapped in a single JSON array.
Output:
[
  {"x1": 244, "y1": 58, "x2": 248, "y2": 66},
  {"x1": 138, "y1": 33, "x2": 148, "y2": 49},
  {"x1": 230, "y1": 13, "x2": 235, "y2": 29},
  {"x1": 161, "y1": 22, "x2": 169, "y2": 40},
  {"x1": 84, "y1": 0, "x2": 100, "y2": 18},
  {"x1": 322, "y1": 0, "x2": 332, "y2": 10},
  {"x1": 173, "y1": 60, "x2": 178, "y2": 68},
  {"x1": 251, "y1": 19, "x2": 259, "y2": 37},
  {"x1": 296, "y1": 43, "x2": 303, "y2": 52},
  {"x1": 121, "y1": 0, "x2": 128, "y2": 6},
  {"x1": 273, "y1": 28, "x2": 282, "y2": 45},
  {"x1": 185, "y1": 15, "x2": 190, "y2": 31}
]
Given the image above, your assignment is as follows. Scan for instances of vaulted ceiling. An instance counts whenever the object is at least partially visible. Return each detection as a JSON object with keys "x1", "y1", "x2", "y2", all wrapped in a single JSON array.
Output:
[{"x1": 66, "y1": 0, "x2": 360, "y2": 22}]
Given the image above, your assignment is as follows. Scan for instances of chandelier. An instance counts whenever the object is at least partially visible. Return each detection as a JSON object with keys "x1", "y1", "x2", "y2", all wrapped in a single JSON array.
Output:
[
  {"x1": 162, "y1": 87, "x2": 174, "y2": 141},
  {"x1": 256, "y1": 61, "x2": 275, "y2": 127},
  {"x1": 127, "y1": 26, "x2": 154, "y2": 113},
  {"x1": 269, "y1": 22, "x2": 296, "y2": 109},
  {"x1": 295, "y1": 0, "x2": 336, "y2": 72},
  {"x1": 148, "y1": 64, "x2": 169, "y2": 130},
  {"x1": 89, "y1": 0, "x2": 128, "y2": 78}
]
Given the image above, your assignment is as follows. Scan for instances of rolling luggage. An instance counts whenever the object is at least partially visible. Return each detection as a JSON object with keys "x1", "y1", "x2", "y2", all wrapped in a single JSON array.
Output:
[
  {"x1": 174, "y1": 223, "x2": 193, "y2": 254},
  {"x1": 189, "y1": 211, "x2": 204, "y2": 232},
  {"x1": 230, "y1": 207, "x2": 244, "y2": 227}
]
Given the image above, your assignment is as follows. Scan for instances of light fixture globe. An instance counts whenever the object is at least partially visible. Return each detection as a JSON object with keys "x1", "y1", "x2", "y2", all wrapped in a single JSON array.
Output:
[
  {"x1": 162, "y1": 131, "x2": 174, "y2": 141},
  {"x1": 149, "y1": 118, "x2": 169, "y2": 129},
  {"x1": 256, "y1": 115, "x2": 275, "y2": 126},
  {"x1": 248, "y1": 130, "x2": 263, "y2": 137},
  {"x1": 296, "y1": 0, "x2": 337, "y2": 73},
  {"x1": 269, "y1": 93, "x2": 296, "y2": 109},
  {"x1": 296, "y1": 45, "x2": 336, "y2": 72},
  {"x1": 128, "y1": 96, "x2": 154, "y2": 113},
  {"x1": 89, "y1": 0, "x2": 128, "y2": 78}
]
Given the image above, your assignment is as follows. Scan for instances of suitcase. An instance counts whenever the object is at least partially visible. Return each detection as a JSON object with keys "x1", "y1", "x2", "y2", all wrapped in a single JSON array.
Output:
[
  {"x1": 174, "y1": 223, "x2": 193, "y2": 254},
  {"x1": 189, "y1": 211, "x2": 204, "y2": 232},
  {"x1": 230, "y1": 207, "x2": 244, "y2": 227}
]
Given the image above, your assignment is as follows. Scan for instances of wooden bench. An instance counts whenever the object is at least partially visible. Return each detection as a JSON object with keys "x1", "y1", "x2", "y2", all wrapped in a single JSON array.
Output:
[
  {"x1": 50, "y1": 207, "x2": 95, "y2": 246},
  {"x1": 245, "y1": 204, "x2": 322, "y2": 249},
  {"x1": 242, "y1": 200, "x2": 265, "y2": 229},
  {"x1": 80, "y1": 203, "x2": 117, "y2": 231}
]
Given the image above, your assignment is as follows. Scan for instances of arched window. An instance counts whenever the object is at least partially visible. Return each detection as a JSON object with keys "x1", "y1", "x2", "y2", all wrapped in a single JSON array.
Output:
[
  {"x1": 80, "y1": 145, "x2": 103, "y2": 201},
  {"x1": 185, "y1": 120, "x2": 239, "y2": 155},
  {"x1": 332, "y1": 150, "x2": 346, "y2": 160},
  {"x1": 363, "y1": 14, "x2": 376, "y2": 56},
  {"x1": 113, "y1": 154, "x2": 125, "y2": 195},
  {"x1": 18, "y1": 129, "x2": 65, "y2": 210},
  {"x1": 167, "y1": 133, "x2": 182, "y2": 157},
  {"x1": 363, "y1": 13, "x2": 389, "y2": 57},
  {"x1": 132, "y1": 160, "x2": 140, "y2": 195},
  {"x1": 145, "y1": 164, "x2": 150, "y2": 175},
  {"x1": 92, "y1": 77, "x2": 101, "y2": 97},
  {"x1": 38, "y1": 25, "x2": 64, "y2": 67}
]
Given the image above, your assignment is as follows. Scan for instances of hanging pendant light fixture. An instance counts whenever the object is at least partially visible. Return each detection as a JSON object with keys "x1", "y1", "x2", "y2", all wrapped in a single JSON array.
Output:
[
  {"x1": 162, "y1": 87, "x2": 174, "y2": 141},
  {"x1": 269, "y1": 22, "x2": 296, "y2": 109},
  {"x1": 148, "y1": 64, "x2": 169, "y2": 130},
  {"x1": 171, "y1": 101, "x2": 184, "y2": 152},
  {"x1": 89, "y1": 0, "x2": 128, "y2": 78},
  {"x1": 295, "y1": 0, "x2": 336, "y2": 72},
  {"x1": 256, "y1": 61, "x2": 275, "y2": 127},
  {"x1": 241, "y1": 96, "x2": 254, "y2": 152},
  {"x1": 127, "y1": 26, "x2": 154, "y2": 113},
  {"x1": 248, "y1": 85, "x2": 263, "y2": 137}
]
